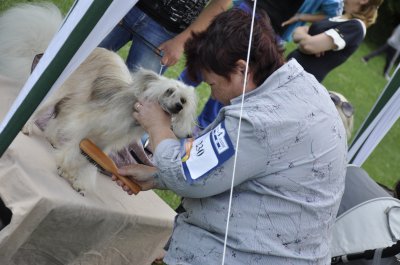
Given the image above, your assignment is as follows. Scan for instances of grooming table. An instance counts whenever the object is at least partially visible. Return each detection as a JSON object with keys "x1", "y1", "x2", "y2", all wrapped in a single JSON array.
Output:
[{"x1": 0, "y1": 75, "x2": 175, "y2": 265}]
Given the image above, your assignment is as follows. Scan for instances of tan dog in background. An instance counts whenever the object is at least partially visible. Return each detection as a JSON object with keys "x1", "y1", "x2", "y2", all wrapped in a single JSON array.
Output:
[{"x1": 329, "y1": 91, "x2": 354, "y2": 140}]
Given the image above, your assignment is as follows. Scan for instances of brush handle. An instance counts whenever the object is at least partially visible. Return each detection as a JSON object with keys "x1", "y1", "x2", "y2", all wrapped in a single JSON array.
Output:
[
  {"x1": 79, "y1": 138, "x2": 142, "y2": 195},
  {"x1": 113, "y1": 173, "x2": 142, "y2": 195}
]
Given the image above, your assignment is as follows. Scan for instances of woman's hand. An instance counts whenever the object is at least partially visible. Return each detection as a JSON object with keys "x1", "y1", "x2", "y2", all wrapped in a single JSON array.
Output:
[
  {"x1": 133, "y1": 101, "x2": 177, "y2": 150},
  {"x1": 133, "y1": 101, "x2": 171, "y2": 133},
  {"x1": 112, "y1": 164, "x2": 158, "y2": 195}
]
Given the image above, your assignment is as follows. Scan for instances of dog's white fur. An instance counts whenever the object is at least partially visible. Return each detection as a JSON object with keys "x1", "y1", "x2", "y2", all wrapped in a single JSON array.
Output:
[
  {"x1": 1, "y1": 3, "x2": 197, "y2": 191},
  {"x1": 27, "y1": 48, "x2": 197, "y2": 189}
]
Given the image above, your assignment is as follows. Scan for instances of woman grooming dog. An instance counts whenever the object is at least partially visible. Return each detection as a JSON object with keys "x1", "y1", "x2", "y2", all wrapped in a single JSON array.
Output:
[
  {"x1": 23, "y1": 48, "x2": 197, "y2": 192},
  {"x1": 113, "y1": 8, "x2": 347, "y2": 264}
]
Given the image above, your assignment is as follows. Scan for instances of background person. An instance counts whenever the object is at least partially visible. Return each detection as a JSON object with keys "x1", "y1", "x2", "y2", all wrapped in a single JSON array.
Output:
[
  {"x1": 281, "y1": 0, "x2": 343, "y2": 42},
  {"x1": 114, "y1": 8, "x2": 347, "y2": 264},
  {"x1": 99, "y1": 0, "x2": 231, "y2": 73},
  {"x1": 287, "y1": 0, "x2": 384, "y2": 82},
  {"x1": 362, "y1": 24, "x2": 400, "y2": 80}
]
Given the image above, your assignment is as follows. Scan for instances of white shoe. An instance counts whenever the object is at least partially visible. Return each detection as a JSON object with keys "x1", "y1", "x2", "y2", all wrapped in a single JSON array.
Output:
[{"x1": 385, "y1": 73, "x2": 391, "y2": 81}]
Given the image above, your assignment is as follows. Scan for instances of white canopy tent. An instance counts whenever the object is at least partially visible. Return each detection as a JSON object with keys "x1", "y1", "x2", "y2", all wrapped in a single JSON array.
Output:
[{"x1": 348, "y1": 64, "x2": 400, "y2": 166}]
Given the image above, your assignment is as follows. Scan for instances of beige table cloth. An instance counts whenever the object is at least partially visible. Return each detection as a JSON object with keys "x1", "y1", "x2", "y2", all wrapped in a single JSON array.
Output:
[{"x1": 0, "y1": 75, "x2": 175, "y2": 265}]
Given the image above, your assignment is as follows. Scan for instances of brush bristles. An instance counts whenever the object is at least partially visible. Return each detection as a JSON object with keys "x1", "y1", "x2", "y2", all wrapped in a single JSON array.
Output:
[
  {"x1": 79, "y1": 138, "x2": 141, "y2": 194},
  {"x1": 80, "y1": 150, "x2": 111, "y2": 176}
]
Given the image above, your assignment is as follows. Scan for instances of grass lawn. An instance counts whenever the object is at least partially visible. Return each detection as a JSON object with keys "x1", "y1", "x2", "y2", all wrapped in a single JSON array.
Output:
[{"x1": 1, "y1": 1, "x2": 399, "y2": 205}]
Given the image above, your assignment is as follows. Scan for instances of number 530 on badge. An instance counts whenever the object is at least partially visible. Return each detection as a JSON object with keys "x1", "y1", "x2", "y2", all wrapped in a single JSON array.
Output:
[{"x1": 181, "y1": 121, "x2": 235, "y2": 183}]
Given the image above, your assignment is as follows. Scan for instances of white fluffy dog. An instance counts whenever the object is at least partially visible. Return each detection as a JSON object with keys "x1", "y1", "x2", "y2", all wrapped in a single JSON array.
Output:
[
  {"x1": 1, "y1": 3, "x2": 197, "y2": 191},
  {"x1": 23, "y1": 48, "x2": 197, "y2": 190},
  {"x1": 0, "y1": 2, "x2": 63, "y2": 88}
]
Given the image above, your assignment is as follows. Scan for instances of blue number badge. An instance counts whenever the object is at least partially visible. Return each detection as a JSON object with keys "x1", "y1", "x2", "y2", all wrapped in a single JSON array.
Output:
[{"x1": 181, "y1": 121, "x2": 235, "y2": 183}]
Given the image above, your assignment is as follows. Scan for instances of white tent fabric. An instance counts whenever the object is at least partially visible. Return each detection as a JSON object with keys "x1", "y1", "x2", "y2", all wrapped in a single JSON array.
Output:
[
  {"x1": 331, "y1": 197, "x2": 400, "y2": 257},
  {"x1": 348, "y1": 64, "x2": 400, "y2": 166}
]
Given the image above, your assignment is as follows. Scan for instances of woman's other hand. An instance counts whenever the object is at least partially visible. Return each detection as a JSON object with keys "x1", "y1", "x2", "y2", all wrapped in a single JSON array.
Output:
[
  {"x1": 133, "y1": 101, "x2": 177, "y2": 149},
  {"x1": 112, "y1": 164, "x2": 158, "y2": 194}
]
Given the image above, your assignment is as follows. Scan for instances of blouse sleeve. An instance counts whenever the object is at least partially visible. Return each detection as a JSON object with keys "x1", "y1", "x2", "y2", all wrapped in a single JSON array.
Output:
[
  {"x1": 152, "y1": 115, "x2": 268, "y2": 198},
  {"x1": 324, "y1": 19, "x2": 365, "y2": 51}
]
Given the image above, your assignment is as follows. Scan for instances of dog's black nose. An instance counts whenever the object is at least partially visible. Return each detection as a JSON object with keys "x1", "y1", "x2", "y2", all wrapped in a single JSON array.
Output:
[
  {"x1": 169, "y1": 103, "x2": 183, "y2": 114},
  {"x1": 174, "y1": 103, "x2": 183, "y2": 113}
]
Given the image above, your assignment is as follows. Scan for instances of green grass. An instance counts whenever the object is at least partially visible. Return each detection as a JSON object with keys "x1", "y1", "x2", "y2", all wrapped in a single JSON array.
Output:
[{"x1": 1, "y1": 1, "x2": 399, "y2": 196}]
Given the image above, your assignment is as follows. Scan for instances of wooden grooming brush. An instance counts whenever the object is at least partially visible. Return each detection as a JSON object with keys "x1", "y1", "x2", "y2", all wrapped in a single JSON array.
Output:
[{"x1": 79, "y1": 138, "x2": 142, "y2": 195}]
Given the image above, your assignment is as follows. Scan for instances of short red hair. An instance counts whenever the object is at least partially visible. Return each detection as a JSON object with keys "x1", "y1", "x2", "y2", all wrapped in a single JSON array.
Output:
[{"x1": 184, "y1": 8, "x2": 284, "y2": 86}]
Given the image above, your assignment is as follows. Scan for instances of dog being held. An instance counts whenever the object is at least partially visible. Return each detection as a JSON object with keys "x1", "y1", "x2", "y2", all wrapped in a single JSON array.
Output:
[
  {"x1": 2, "y1": 3, "x2": 197, "y2": 192},
  {"x1": 23, "y1": 47, "x2": 198, "y2": 192}
]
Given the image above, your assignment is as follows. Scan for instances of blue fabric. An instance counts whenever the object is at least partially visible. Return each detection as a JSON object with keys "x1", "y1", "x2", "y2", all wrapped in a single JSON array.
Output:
[
  {"x1": 178, "y1": 68, "x2": 201, "y2": 87},
  {"x1": 197, "y1": 98, "x2": 224, "y2": 129},
  {"x1": 178, "y1": 68, "x2": 224, "y2": 130},
  {"x1": 99, "y1": 6, "x2": 176, "y2": 74},
  {"x1": 281, "y1": 0, "x2": 343, "y2": 41}
]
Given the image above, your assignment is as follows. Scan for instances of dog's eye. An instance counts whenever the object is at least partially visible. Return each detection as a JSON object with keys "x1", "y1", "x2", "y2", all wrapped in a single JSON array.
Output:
[
  {"x1": 180, "y1": 98, "x2": 186, "y2": 104},
  {"x1": 164, "y1": 88, "x2": 174, "y2": 97}
]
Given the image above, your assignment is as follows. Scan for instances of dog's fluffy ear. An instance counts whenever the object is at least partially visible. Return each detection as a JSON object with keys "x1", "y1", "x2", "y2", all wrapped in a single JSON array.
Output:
[
  {"x1": 90, "y1": 76, "x2": 130, "y2": 101},
  {"x1": 132, "y1": 68, "x2": 161, "y2": 93}
]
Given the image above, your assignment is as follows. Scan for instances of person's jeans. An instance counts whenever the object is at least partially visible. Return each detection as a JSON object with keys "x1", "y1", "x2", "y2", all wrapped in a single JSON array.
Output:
[
  {"x1": 363, "y1": 43, "x2": 398, "y2": 75},
  {"x1": 99, "y1": 6, "x2": 176, "y2": 74}
]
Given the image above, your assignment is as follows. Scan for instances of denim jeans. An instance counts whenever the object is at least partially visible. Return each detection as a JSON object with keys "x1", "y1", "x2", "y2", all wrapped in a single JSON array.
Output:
[{"x1": 99, "y1": 6, "x2": 176, "y2": 74}]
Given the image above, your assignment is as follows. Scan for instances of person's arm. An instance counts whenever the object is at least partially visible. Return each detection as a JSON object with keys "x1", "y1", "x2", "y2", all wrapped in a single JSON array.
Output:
[
  {"x1": 132, "y1": 101, "x2": 176, "y2": 150},
  {"x1": 292, "y1": 26, "x2": 336, "y2": 55},
  {"x1": 294, "y1": 20, "x2": 365, "y2": 56},
  {"x1": 149, "y1": 115, "x2": 267, "y2": 198},
  {"x1": 159, "y1": 0, "x2": 232, "y2": 66},
  {"x1": 112, "y1": 100, "x2": 175, "y2": 194},
  {"x1": 282, "y1": 13, "x2": 328, "y2": 27},
  {"x1": 120, "y1": 102, "x2": 268, "y2": 198}
]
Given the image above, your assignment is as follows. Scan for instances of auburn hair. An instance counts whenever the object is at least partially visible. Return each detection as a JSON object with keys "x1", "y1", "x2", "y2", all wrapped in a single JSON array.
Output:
[{"x1": 184, "y1": 8, "x2": 284, "y2": 86}]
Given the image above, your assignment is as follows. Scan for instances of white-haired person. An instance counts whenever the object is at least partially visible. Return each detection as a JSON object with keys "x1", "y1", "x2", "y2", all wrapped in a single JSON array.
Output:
[{"x1": 113, "y1": 8, "x2": 347, "y2": 264}]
